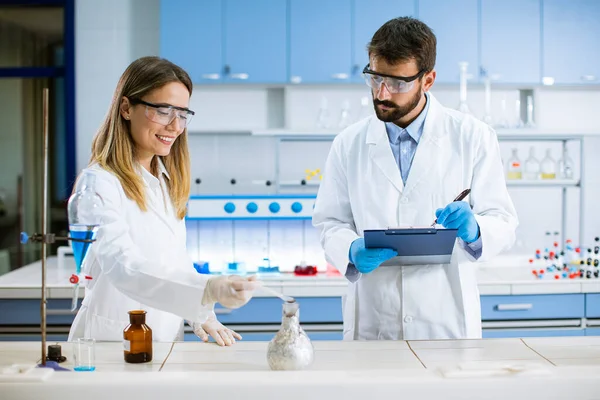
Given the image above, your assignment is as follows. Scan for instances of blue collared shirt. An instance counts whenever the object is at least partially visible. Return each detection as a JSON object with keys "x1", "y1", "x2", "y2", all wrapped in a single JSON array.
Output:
[
  {"x1": 384, "y1": 93, "x2": 430, "y2": 185},
  {"x1": 384, "y1": 93, "x2": 482, "y2": 259}
]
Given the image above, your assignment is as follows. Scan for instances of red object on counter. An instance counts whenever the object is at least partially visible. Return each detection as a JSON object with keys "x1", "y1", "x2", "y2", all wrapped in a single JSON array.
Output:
[{"x1": 294, "y1": 264, "x2": 318, "y2": 276}]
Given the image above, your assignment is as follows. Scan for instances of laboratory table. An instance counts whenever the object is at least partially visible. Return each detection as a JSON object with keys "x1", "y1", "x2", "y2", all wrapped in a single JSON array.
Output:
[{"x1": 1, "y1": 337, "x2": 600, "y2": 399}]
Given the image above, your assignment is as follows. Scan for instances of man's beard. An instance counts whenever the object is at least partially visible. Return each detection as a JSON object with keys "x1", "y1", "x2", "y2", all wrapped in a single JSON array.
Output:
[{"x1": 373, "y1": 88, "x2": 422, "y2": 123}]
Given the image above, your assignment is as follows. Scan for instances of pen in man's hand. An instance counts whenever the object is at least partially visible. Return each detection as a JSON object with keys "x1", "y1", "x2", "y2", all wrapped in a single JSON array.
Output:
[{"x1": 431, "y1": 189, "x2": 472, "y2": 226}]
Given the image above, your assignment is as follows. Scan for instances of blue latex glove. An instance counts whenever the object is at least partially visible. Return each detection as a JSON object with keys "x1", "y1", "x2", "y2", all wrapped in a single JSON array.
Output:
[
  {"x1": 435, "y1": 201, "x2": 480, "y2": 243},
  {"x1": 349, "y1": 238, "x2": 398, "y2": 274}
]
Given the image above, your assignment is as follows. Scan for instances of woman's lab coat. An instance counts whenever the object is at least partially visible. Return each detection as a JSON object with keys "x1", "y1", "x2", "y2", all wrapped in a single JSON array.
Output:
[
  {"x1": 312, "y1": 94, "x2": 518, "y2": 340},
  {"x1": 68, "y1": 160, "x2": 213, "y2": 342}
]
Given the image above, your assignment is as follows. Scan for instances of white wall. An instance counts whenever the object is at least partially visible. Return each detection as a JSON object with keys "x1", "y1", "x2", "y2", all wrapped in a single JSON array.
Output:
[{"x1": 76, "y1": 0, "x2": 600, "y2": 271}]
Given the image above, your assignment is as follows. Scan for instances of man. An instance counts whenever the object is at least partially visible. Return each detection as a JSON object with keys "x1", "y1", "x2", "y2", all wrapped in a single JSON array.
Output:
[{"x1": 312, "y1": 17, "x2": 518, "y2": 341}]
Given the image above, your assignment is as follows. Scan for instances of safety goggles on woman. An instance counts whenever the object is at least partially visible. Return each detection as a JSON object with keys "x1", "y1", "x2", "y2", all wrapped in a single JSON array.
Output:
[{"x1": 129, "y1": 98, "x2": 195, "y2": 128}]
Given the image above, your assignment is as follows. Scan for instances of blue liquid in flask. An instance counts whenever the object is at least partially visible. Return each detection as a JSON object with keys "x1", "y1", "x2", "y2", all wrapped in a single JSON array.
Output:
[{"x1": 69, "y1": 224, "x2": 98, "y2": 274}]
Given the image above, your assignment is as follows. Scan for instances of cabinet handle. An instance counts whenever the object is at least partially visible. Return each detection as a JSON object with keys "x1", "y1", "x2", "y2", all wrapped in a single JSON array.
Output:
[
  {"x1": 495, "y1": 303, "x2": 533, "y2": 311},
  {"x1": 214, "y1": 308, "x2": 233, "y2": 315},
  {"x1": 201, "y1": 73, "x2": 220, "y2": 80},
  {"x1": 581, "y1": 75, "x2": 597, "y2": 82},
  {"x1": 542, "y1": 76, "x2": 555, "y2": 86},
  {"x1": 230, "y1": 73, "x2": 249, "y2": 80},
  {"x1": 331, "y1": 73, "x2": 349, "y2": 80}
]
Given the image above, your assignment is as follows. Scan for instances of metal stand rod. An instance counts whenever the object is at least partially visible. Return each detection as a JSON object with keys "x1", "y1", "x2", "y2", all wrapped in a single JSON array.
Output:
[{"x1": 41, "y1": 88, "x2": 49, "y2": 366}]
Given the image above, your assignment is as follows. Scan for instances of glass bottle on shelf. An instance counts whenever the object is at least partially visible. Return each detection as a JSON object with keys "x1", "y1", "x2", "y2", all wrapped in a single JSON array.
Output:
[
  {"x1": 456, "y1": 62, "x2": 471, "y2": 114},
  {"x1": 506, "y1": 148, "x2": 522, "y2": 180},
  {"x1": 315, "y1": 97, "x2": 331, "y2": 129},
  {"x1": 523, "y1": 147, "x2": 540, "y2": 180},
  {"x1": 558, "y1": 147, "x2": 574, "y2": 180},
  {"x1": 540, "y1": 149, "x2": 557, "y2": 179}
]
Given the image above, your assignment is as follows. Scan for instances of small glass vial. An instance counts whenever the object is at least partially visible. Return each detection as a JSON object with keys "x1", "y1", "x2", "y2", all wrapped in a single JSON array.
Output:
[
  {"x1": 506, "y1": 148, "x2": 522, "y2": 180},
  {"x1": 523, "y1": 147, "x2": 540, "y2": 180},
  {"x1": 540, "y1": 149, "x2": 557, "y2": 179},
  {"x1": 124, "y1": 310, "x2": 152, "y2": 363},
  {"x1": 558, "y1": 148, "x2": 574, "y2": 179}
]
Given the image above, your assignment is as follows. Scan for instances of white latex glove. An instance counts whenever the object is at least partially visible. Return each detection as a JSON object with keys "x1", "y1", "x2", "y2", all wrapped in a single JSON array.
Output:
[
  {"x1": 191, "y1": 315, "x2": 242, "y2": 346},
  {"x1": 202, "y1": 275, "x2": 258, "y2": 309}
]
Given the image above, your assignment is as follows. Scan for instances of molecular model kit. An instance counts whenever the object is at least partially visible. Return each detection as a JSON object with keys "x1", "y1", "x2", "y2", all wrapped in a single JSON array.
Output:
[{"x1": 530, "y1": 232, "x2": 599, "y2": 280}]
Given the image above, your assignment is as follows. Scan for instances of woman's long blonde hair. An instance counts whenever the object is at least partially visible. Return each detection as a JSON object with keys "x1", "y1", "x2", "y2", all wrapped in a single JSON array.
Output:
[{"x1": 90, "y1": 56, "x2": 192, "y2": 219}]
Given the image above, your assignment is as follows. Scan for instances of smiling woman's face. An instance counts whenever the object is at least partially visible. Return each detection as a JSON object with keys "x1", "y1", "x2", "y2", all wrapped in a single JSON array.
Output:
[{"x1": 120, "y1": 81, "x2": 191, "y2": 163}]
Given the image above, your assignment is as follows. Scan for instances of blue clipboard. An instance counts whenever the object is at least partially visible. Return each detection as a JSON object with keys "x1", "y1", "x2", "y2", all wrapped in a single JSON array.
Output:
[{"x1": 364, "y1": 228, "x2": 458, "y2": 265}]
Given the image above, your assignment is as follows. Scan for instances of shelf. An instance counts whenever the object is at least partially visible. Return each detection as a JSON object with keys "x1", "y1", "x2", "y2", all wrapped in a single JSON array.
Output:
[
  {"x1": 246, "y1": 179, "x2": 580, "y2": 190},
  {"x1": 251, "y1": 128, "x2": 600, "y2": 140},
  {"x1": 506, "y1": 179, "x2": 580, "y2": 187},
  {"x1": 495, "y1": 129, "x2": 597, "y2": 141}
]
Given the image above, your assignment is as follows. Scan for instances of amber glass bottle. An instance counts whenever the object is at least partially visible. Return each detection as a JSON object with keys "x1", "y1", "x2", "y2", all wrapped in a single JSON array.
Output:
[{"x1": 123, "y1": 310, "x2": 152, "y2": 363}]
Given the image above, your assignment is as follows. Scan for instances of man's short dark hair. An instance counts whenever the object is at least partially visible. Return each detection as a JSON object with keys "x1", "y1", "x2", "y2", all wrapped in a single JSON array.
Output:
[{"x1": 367, "y1": 17, "x2": 437, "y2": 73}]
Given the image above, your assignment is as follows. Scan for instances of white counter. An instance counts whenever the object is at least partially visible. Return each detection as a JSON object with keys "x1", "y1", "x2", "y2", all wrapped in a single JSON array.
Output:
[
  {"x1": 1, "y1": 255, "x2": 599, "y2": 299},
  {"x1": 1, "y1": 337, "x2": 600, "y2": 399}
]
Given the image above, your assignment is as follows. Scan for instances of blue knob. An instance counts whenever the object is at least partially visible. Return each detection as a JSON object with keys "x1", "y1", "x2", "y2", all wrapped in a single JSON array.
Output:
[
  {"x1": 246, "y1": 202, "x2": 258, "y2": 213},
  {"x1": 224, "y1": 202, "x2": 236, "y2": 214},
  {"x1": 291, "y1": 202, "x2": 303, "y2": 213},
  {"x1": 269, "y1": 202, "x2": 280, "y2": 213},
  {"x1": 20, "y1": 232, "x2": 29, "y2": 244}
]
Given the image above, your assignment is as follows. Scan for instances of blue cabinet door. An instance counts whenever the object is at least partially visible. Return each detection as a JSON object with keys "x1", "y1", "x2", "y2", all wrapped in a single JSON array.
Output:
[
  {"x1": 586, "y1": 328, "x2": 600, "y2": 336},
  {"x1": 224, "y1": 0, "x2": 287, "y2": 83},
  {"x1": 543, "y1": 0, "x2": 600, "y2": 84},
  {"x1": 289, "y1": 0, "x2": 352, "y2": 83},
  {"x1": 160, "y1": 0, "x2": 223, "y2": 83},
  {"x1": 417, "y1": 0, "x2": 479, "y2": 83},
  {"x1": 352, "y1": 0, "x2": 417, "y2": 82},
  {"x1": 586, "y1": 294, "x2": 600, "y2": 317},
  {"x1": 481, "y1": 0, "x2": 541, "y2": 84},
  {"x1": 481, "y1": 294, "x2": 585, "y2": 320}
]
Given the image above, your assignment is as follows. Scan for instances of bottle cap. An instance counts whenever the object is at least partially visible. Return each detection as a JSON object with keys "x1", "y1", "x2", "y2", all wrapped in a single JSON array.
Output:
[{"x1": 128, "y1": 310, "x2": 147, "y2": 324}]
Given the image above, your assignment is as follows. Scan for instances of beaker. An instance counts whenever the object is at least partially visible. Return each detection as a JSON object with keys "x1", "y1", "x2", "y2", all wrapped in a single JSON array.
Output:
[{"x1": 73, "y1": 338, "x2": 96, "y2": 371}]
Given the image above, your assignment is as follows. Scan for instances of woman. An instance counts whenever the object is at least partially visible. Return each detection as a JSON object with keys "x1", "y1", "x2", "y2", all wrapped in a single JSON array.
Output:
[{"x1": 68, "y1": 56, "x2": 257, "y2": 346}]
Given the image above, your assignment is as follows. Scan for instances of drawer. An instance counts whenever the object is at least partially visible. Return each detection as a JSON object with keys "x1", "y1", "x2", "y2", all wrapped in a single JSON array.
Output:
[
  {"x1": 585, "y1": 328, "x2": 600, "y2": 336},
  {"x1": 480, "y1": 294, "x2": 585, "y2": 320},
  {"x1": 184, "y1": 330, "x2": 343, "y2": 342},
  {"x1": 585, "y1": 294, "x2": 600, "y2": 317},
  {"x1": 214, "y1": 297, "x2": 343, "y2": 324},
  {"x1": 483, "y1": 328, "x2": 585, "y2": 339},
  {"x1": 0, "y1": 299, "x2": 82, "y2": 325}
]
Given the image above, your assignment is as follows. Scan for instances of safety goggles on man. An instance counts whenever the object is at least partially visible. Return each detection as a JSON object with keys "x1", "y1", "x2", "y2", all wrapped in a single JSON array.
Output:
[
  {"x1": 128, "y1": 98, "x2": 195, "y2": 128},
  {"x1": 363, "y1": 64, "x2": 426, "y2": 94}
]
